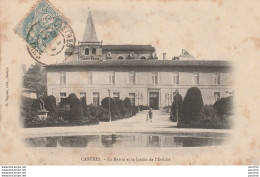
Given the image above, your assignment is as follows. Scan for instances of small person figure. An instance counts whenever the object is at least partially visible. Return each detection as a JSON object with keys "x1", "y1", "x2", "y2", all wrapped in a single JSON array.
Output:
[{"x1": 148, "y1": 108, "x2": 153, "y2": 122}]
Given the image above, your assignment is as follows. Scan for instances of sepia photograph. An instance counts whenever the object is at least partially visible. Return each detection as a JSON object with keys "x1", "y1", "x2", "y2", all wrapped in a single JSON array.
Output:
[{"x1": 0, "y1": 0, "x2": 260, "y2": 166}]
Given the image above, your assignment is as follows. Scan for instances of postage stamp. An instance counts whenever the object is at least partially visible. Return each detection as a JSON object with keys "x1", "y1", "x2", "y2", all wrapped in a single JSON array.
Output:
[
  {"x1": 14, "y1": 0, "x2": 75, "y2": 64},
  {"x1": 26, "y1": 20, "x2": 75, "y2": 64}
]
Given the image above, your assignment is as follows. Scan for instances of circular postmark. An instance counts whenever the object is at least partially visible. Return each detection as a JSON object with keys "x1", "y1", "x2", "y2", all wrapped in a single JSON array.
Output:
[{"x1": 26, "y1": 17, "x2": 75, "y2": 65}]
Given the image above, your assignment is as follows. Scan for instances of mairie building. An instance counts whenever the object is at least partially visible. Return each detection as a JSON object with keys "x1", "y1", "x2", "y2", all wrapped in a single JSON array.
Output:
[{"x1": 45, "y1": 11, "x2": 233, "y2": 110}]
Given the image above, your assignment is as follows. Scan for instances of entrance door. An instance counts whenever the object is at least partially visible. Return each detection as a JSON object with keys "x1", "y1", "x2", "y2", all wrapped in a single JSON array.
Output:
[{"x1": 149, "y1": 92, "x2": 159, "y2": 110}]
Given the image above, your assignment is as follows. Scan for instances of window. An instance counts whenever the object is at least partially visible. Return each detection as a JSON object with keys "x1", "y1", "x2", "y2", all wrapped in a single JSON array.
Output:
[
  {"x1": 92, "y1": 48, "x2": 96, "y2": 55},
  {"x1": 85, "y1": 48, "x2": 89, "y2": 55},
  {"x1": 165, "y1": 93, "x2": 171, "y2": 106},
  {"x1": 135, "y1": 93, "x2": 143, "y2": 106},
  {"x1": 129, "y1": 93, "x2": 135, "y2": 106},
  {"x1": 106, "y1": 52, "x2": 112, "y2": 60},
  {"x1": 140, "y1": 56, "x2": 146, "y2": 60},
  {"x1": 88, "y1": 71, "x2": 93, "y2": 84},
  {"x1": 60, "y1": 92, "x2": 66, "y2": 102},
  {"x1": 80, "y1": 92, "x2": 86, "y2": 103},
  {"x1": 213, "y1": 72, "x2": 220, "y2": 85},
  {"x1": 113, "y1": 92, "x2": 120, "y2": 100},
  {"x1": 129, "y1": 71, "x2": 135, "y2": 84},
  {"x1": 214, "y1": 92, "x2": 220, "y2": 101},
  {"x1": 173, "y1": 72, "x2": 179, "y2": 85},
  {"x1": 192, "y1": 72, "x2": 199, "y2": 85},
  {"x1": 118, "y1": 56, "x2": 124, "y2": 60},
  {"x1": 151, "y1": 72, "x2": 158, "y2": 85},
  {"x1": 109, "y1": 71, "x2": 115, "y2": 84},
  {"x1": 139, "y1": 93, "x2": 143, "y2": 105},
  {"x1": 60, "y1": 71, "x2": 66, "y2": 84},
  {"x1": 93, "y1": 92, "x2": 99, "y2": 106},
  {"x1": 130, "y1": 52, "x2": 135, "y2": 58}
]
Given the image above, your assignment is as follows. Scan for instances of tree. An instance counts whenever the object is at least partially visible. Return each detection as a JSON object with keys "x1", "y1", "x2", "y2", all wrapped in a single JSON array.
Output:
[
  {"x1": 81, "y1": 96, "x2": 88, "y2": 117},
  {"x1": 67, "y1": 93, "x2": 83, "y2": 123},
  {"x1": 182, "y1": 87, "x2": 204, "y2": 123},
  {"x1": 124, "y1": 97, "x2": 132, "y2": 115},
  {"x1": 23, "y1": 63, "x2": 47, "y2": 98},
  {"x1": 101, "y1": 97, "x2": 118, "y2": 116},
  {"x1": 45, "y1": 95, "x2": 57, "y2": 114},
  {"x1": 170, "y1": 93, "x2": 183, "y2": 122},
  {"x1": 213, "y1": 96, "x2": 234, "y2": 117},
  {"x1": 115, "y1": 99, "x2": 126, "y2": 116}
]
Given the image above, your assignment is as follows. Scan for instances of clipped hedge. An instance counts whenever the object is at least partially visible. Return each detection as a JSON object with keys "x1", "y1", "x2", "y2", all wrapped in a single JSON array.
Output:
[
  {"x1": 170, "y1": 93, "x2": 183, "y2": 122},
  {"x1": 101, "y1": 97, "x2": 118, "y2": 117},
  {"x1": 67, "y1": 93, "x2": 84, "y2": 123},
  {"x1": 45, "y1": 95, "x2": 57, "y2": 115},
  {"x1": 21, "y1": 96, "x2": 38, "y2": 126},
  {"x1": 182, "y1": 87, "x2": 204, "y2": 123},
  {"x1": 178, "y1": 105, "x2": 232, "y2": 129},
  {"x1": 132, "y1": 106, "x2": 138, "y2": 116},
  {"x1": 213, "y1": 96, "x2": 234, "y2": 117},
  {"x1": 115, "y1": 99, "x2": 126, "y2": 116},
  {"x1": 124, "y1": 97, "x2": 132, "y2": 115}
]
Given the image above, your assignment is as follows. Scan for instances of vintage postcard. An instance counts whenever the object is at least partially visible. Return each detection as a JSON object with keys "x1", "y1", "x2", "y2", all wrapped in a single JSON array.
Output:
[{"x1": 0, "y1": 0, "x2": 260, "y2": 165}]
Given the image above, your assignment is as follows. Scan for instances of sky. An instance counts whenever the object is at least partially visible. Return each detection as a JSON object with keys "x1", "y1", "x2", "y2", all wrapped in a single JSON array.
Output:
[
  {"x1": 2, "y1": 0, "x2": 260, "y2": 66},
  {"x1": 59, "y1": 0, "x2": 259, "y2": 61}
]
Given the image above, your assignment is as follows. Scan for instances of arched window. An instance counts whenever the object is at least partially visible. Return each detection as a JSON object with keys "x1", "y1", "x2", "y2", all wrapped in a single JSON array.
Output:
[
  {"x1": 118, "y1": 56, "x2": 124, "y2": 60},
  {"x1": 85, "y1": 48, "x2": 89, "y2": 55},
  {"x1": 140, "y1": 56, "x2": 146, "y2": 60},
  {"x1": 107, "y1": 52, "x2": 111, "y2": 57},
  {"x1": 92, "y1": 48, "x2": 96, "y2": 55}
]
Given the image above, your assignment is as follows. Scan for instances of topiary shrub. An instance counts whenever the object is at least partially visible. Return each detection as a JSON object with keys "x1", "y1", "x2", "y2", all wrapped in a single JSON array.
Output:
[
  {"x1": 67, "y1": 93, "x2": 83, "y2": 123},
  {"x1": 21, "y1": 96, "x2": 38, "y2": 126},
  {"x1": 115, "y1": 99, "x2": 126, "y2": 116},
  {"x1": 198, "y1": 105, "x2": 220, "y2": 125},
  {"x1": 45, "y1": 95, "x2": 57, "y2": 115},
  {"x1": 213, "y1": 96, "x2": 234, "y2": 117},
  {"x1": 58, "y1": 97, "x2": 70, "y2": 121},
  {"x1": 182, "y1": 87, "x2": 204, "y2": 124},
  {"x1": 101, "y1": 97, "x2": 118, "y2": 117},
  {"x1": 124, "y1": 97, "x2": 132, "y2": 115},
  {"x1": 170, "y1": 93, "x2": 183, "y2": 122},
  {"x1": 132, "y1": 106, "x2": 138, "y2": 116},
  {"x1": 86, "y1": 104, "x2": 105, "y2": 122},
  {"x1": 197, "y1": 105, "x2": 231, "y2": 129},
  {"x1": 81, "y1": 96, "x2": 88, "y2": 117}
]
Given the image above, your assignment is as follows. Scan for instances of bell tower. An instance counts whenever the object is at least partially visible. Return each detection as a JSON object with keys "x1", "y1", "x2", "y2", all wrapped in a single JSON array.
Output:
[{"x1": 78, "y1": 10, "x2": 102, "y2": 60}]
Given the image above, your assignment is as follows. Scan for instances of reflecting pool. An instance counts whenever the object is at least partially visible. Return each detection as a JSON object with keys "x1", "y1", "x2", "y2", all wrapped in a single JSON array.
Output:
[{"x1": 25, "y1": 132, "x2": 227, "y2": 148}]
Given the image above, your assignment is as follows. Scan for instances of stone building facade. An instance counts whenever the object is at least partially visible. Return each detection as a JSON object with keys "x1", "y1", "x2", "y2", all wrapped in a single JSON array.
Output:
[{"x1": 45, "y1": 10, "x2": 233, "y2": 109}]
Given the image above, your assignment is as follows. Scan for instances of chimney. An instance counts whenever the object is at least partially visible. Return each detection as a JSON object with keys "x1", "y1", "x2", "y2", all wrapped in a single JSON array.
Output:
[{"x1": 163, "y1": 53, "x2": 166, "y2": 60}]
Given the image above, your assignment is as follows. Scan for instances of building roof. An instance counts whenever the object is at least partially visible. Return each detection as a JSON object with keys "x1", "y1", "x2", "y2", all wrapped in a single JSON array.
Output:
[
  {"x1": 179, "y1": 49, "x2": 195, "y2": 59},
  {"x1": 102, "y1": 45, "x2": 155, "y2": 52},
  {"x1": 82, "y1": 10, "x2": 99, "y2": 42},
  {"x1": 65, "y1": 44, "x2": 155, "y2": 54},
  {"x1": 46, "y1": 59, "x2": 232, "y2": 68}
]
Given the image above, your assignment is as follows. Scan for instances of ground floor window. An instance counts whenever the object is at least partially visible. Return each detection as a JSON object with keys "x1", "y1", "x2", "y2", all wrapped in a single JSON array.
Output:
[
  {"x1": 60, "y1": 92, "x2": 66, "y2": 102},
  {"x1": 135, "y1": 93, "x2": 143, "y2": 106},
  {"x1": 165, "y1": 93, "x2": 171, "y2": 106},
  {"x1": 80, "y1": 92, "x2": 86, "y2": 103},
  {"x1": 129, "y1": 93, "x2": 135, "y2": 106},
  {"x1": 214, "y1": 92, "x2": 220, "y2": 101},
  {"x1": 93, "y1": 92, "x2": 100, "y2": 106},
  {"x1": 113, "y1": 92, "x2": 120, "y2": 101}
]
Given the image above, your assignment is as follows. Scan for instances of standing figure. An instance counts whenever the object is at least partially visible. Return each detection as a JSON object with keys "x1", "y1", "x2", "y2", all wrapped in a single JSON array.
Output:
[{"x1": 148, "y1": 108, "x2": 153, "y2": 122}]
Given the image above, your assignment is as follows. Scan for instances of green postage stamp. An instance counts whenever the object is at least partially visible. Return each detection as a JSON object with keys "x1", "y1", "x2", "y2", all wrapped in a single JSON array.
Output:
[{"x1": 14, "y1": 0, "x2": 74, "y2": 61}]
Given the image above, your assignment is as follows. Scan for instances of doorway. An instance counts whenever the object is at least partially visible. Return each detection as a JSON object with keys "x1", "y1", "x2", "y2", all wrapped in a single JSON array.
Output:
[{"x1": 149, "y1": 92, "x2": 159, "y2": 110}]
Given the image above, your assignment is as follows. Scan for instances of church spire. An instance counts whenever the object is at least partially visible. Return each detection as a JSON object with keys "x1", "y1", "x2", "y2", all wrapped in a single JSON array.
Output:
[{"x1": 82, "y1": 10, "x2": 99, "y2": 42}]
